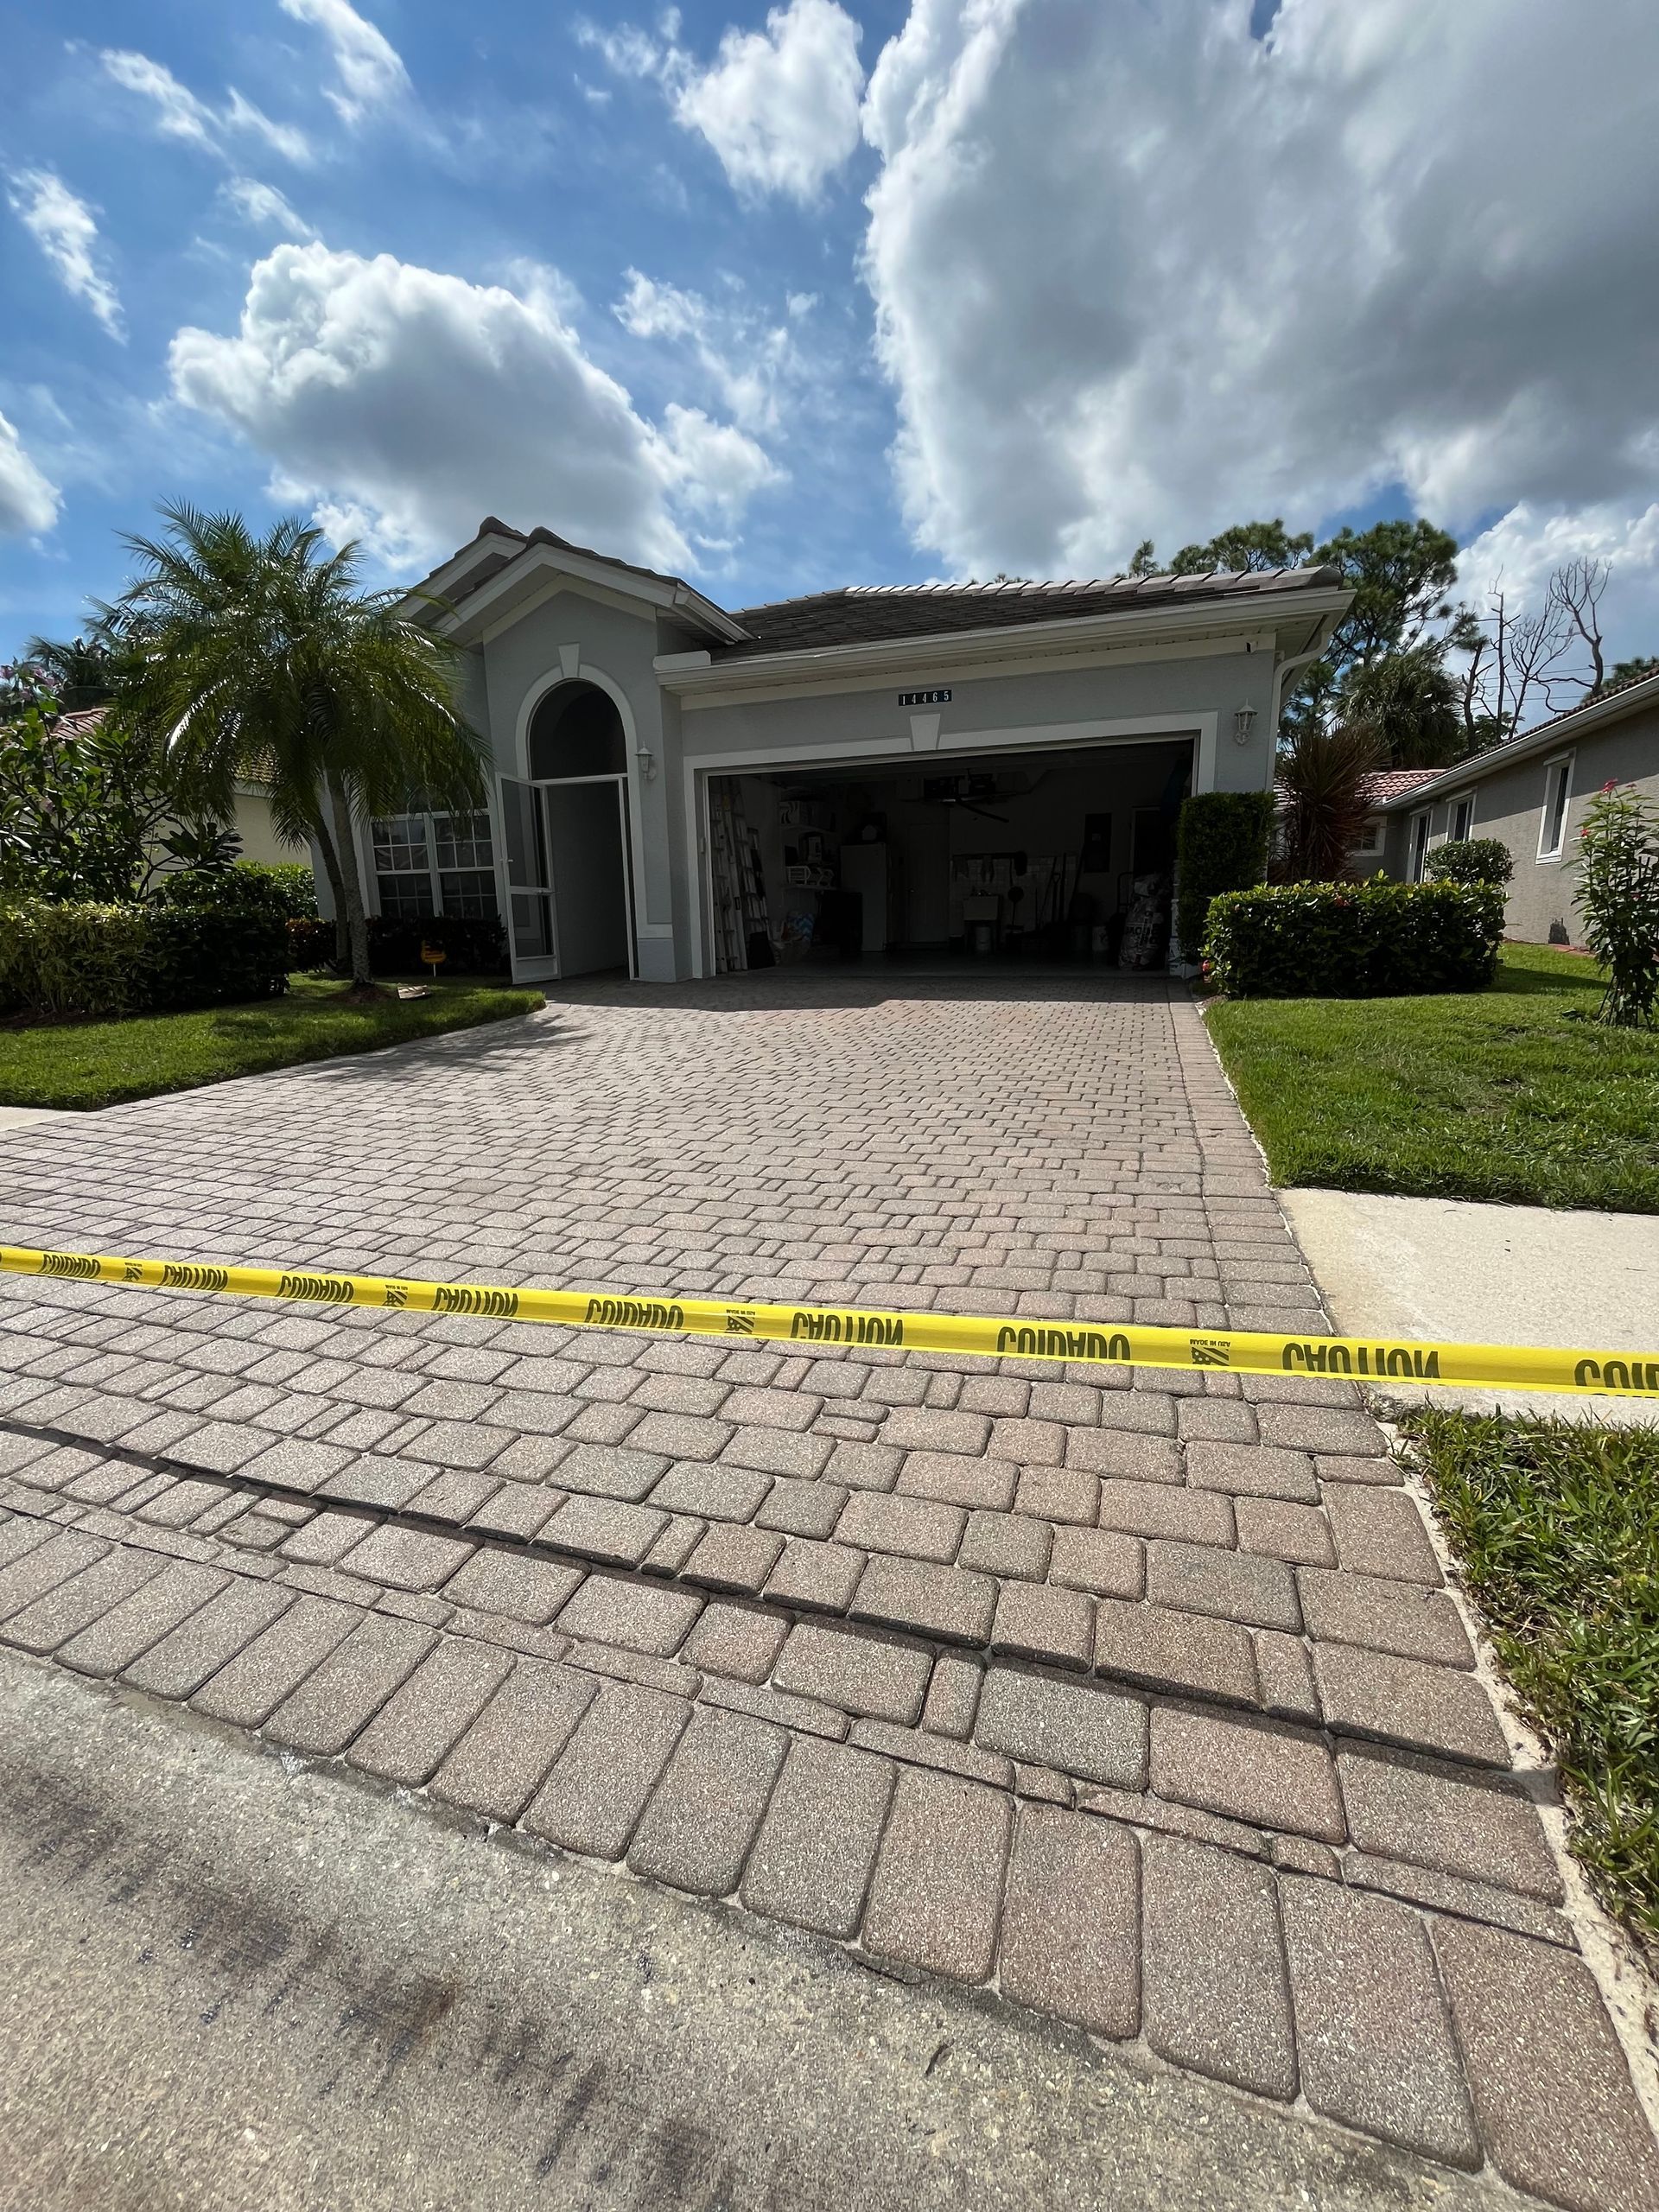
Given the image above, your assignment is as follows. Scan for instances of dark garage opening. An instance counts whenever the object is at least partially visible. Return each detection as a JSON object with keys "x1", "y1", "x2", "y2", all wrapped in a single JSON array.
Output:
[{"x1": 708, "y1": 739, "x2": 1193, "y2": 974}]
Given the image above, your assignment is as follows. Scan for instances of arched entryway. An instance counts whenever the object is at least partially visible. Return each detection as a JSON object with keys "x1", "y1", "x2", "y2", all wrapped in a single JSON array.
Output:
[{"x1": 501, "y1": 678, "x2": 636, "y2": 980}]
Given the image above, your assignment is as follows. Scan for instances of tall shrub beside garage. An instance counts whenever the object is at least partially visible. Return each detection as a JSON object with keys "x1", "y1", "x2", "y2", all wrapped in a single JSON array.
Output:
[{"x1": 1175, "y1": 791, "x2": 1277, "y2": 958}]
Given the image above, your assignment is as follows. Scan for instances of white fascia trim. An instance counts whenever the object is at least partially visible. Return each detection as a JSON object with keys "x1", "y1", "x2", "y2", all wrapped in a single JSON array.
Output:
[
  {"x1": 433, "y1": 541, "x2": 747, "y2": 644},
  {"x1": 669, "y1": 630, "x2": 1275, "y2": 712},
  {"x1": 655, "y1": 590, "x2": 1351, "y2": 701}
]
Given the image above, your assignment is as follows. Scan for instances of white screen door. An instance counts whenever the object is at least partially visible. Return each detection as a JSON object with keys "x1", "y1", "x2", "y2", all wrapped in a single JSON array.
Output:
[{"x1": 499, "y1": 778, "x2": 560, "y2": 981}]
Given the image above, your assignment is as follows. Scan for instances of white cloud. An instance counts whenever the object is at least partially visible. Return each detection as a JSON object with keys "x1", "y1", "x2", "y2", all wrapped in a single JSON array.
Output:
[
  {"x1": 276, "y1": 0, "x2": 411, "y2": 124},
  {"x1": 1458, "y1": 500, "x2": 1659, "y2": 672},
  {"x1": 218, "y1": 177, "x2": 315, "y2": 239},
  {"x1": 613, "y1": 269, "x2": 799, "y2": 430},
  {"x1": 99, "y1": 48, "x2": 312, "y2": 165},
  {"x1": 857, "y1": 0, "x2": 1659, "y2": 635},
  {"x1": 7, "y1": 169, "x2": 124, "y2": 340},
  {"x1": 0, "y1": 410, "x2": 60, "y2": 537},
  {"x1": 582, "y1": 0, "x2": 865, "y2": 201},
  {"x1": 167, "y1": 243, "x2": 779, "y2": 571},
  {"x1": 660, "y1": 402, "x2": 784, "y2": 516},
  {"x1": 673, "y1": 0, "x2": 865, "y2": 200}
]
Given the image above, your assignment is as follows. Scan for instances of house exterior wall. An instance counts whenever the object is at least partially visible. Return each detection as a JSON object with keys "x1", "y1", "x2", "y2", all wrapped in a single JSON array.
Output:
[
  {"x1": 231, "y1": 789, "x2": 302, "y2": 865},
  {"x1": 321, "y1": 569, "x2": 1316, "y2": 982},
  {"x1": 1379, "y1": 700, "x2": 1659, "y2": 943}
]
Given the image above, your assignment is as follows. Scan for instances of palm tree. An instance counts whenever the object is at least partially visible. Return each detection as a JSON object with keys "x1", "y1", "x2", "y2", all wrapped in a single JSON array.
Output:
[
  {"x1": 1273, "y1": 721, "x2": 1385, "y2": 883},
  {"x1": 99, "y1": 504, "x2": 485, "y2": 990},
  {"x1": 1336, "y1": 643, "x2": 1465, "y2": 768}
]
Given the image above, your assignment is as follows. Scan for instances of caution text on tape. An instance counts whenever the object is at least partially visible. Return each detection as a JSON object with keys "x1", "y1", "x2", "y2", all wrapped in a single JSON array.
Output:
[{"x1": 3, "y1": 1243, "x2": 1656, "y2": 1398}]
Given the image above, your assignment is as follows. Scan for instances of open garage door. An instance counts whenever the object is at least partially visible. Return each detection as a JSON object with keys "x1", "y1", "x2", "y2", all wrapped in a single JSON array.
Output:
[{"x1": 704, "y1": 737, "x2": 1193, "y2": 975}]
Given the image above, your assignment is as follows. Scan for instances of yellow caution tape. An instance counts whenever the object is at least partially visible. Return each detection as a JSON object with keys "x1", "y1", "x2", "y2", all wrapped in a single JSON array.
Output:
[{"x1": 2, "y1": 1242, "x2": 1655, "y2": 1399}]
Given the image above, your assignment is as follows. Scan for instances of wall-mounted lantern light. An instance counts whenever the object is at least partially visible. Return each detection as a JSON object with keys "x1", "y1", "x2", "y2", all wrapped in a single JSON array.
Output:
[
  {"x1": 1232, "y1": 703, "x2": 1258, "y2": 747},
  {"x1": 636, "y1": 747, "x2": 658, "y2": 781}
]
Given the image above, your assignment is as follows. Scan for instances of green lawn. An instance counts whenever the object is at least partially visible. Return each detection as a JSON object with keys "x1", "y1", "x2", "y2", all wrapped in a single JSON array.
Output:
[
  {"x1": 1407, "y1": 1408, "x2": 1659, "y2": 1941},
  {"x1": 0, "y1": 975, "x2": 545, "y2": 1109},
  {"x1": 1205, "y1": 943, "x2": 1659, "y2": 1211}
]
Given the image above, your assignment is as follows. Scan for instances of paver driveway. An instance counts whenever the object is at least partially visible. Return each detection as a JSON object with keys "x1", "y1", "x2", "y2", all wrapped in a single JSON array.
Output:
[{"x1": 0, "y1": 967, "x2": 1654, "y2": 2212}]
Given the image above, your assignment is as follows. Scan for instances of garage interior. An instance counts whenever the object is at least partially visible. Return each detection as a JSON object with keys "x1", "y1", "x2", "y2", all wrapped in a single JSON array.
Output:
[{"x1": 708, "y1": 738, "x2": 1194, "y2": 973}]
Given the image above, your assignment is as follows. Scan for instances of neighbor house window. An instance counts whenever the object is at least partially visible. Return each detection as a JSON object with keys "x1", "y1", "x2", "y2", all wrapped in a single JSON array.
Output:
[
  {"x1": 371, "y1": 808, "x2": 499, "y2": 918},
  {"x1": 1408, "y1": 810, "x2": 1431, "y2": 882},
  {"x1": 1449, "y1": 792, "x2": 1475, "y2": 841},
  {"x1": 1352, "y1": 816, "x2": 1384, "y2": 858},
  {"x1": 1538, "y1": 754, "x2": 1573, "y2": 860}
]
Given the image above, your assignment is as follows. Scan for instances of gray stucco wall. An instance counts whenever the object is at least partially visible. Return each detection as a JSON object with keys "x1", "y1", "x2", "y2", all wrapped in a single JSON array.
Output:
[{"x1": 1380, "y1": 701, "x2": 1659, "y2": 943}]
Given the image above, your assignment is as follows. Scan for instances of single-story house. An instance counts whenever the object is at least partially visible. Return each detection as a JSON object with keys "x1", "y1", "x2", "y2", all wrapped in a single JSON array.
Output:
[
  {"x1": 1363, "y1": 664, "x2": 1659, "y2": 942},
  {"x1": 329, "y1": 518, "x2": 1351, "y2": 983}
]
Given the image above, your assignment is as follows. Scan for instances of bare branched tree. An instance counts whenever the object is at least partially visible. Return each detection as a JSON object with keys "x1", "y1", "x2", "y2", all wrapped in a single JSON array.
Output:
[{"x1": 1461, "y1": 556, "x2": 1611, "y2": 751}]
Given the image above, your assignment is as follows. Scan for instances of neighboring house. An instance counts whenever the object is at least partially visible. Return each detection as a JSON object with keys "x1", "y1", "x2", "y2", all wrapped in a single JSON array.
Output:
[
  {"x1": 49, "y1": 706, "x2": 299, "y2": 868},
  {"x1": 1369, "y1": 666, "x2": 1659, "y2": 943},
  {"x1": 1351, "y1": 768, "x2": 1442, "y2": 870},
  {"x1": 323, "y1": 518, "x2": 1351, "y2": 983}
]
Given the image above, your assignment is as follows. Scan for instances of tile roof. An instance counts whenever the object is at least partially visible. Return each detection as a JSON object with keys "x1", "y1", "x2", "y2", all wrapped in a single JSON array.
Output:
[
  {"x1": 1357, "y1": 768, "x2": 1441, "y2": 805},
  {"x1": 715, "y1": 564, "x2": 1343, "y2": 659}
]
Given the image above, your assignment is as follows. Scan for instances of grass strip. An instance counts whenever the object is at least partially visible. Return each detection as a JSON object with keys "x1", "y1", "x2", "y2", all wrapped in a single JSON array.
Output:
[
  {"x1": 1205, "y1": 943, "x2": 1659, "y2": 1212},
  {"x1": 0, "y1": 975, "x2": 545, "y2": 1109},
  {"x1": 1406, "y1": 1407, "x2": 1659, "y2": 1942}
]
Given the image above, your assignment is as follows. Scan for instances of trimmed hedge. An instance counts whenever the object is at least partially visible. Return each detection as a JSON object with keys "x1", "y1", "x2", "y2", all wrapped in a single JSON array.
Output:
[
  {"x1": 286, "y1": 909, "x2": 508, "y2": 977},
  {"x1": 1203, "y1": 879, "x2": 1506, "y2": 998},
  {"x1": 1175, "y1": 791, "x2": 1277, "y2": 958},
  {"x1": 0, "y1": 901, "x2": 156, "y2": 1018},
  {"x1": 1, "y1": 871, "x2": 289, "y2": 1019},
  {"x1": 235, "y1": 860, "x2": 320, "y2": 920},
  {"x1": 1423, "y1": 836, "x2": 1515, "y2": 888}
]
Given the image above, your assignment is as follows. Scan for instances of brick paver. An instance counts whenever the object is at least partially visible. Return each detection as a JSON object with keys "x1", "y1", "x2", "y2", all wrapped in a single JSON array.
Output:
[{"x1": 0, "y1": 966, "x2": 1651, "y2": 2202}]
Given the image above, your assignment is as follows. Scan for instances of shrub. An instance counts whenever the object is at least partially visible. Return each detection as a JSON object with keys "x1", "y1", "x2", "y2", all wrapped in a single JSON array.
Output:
[
  {"x1": 147, "y1": 864, "x2": 290, "y2": 1008},
  {"x1": 288, "y1": 916, "x2": 337, "y2": 970},
  {"x1": 282, "y1": 908, "x2": 508, "y2": 978},
  {"x1": 0, "y1": 899, "x2": 156, "y2": 1017},
  {"x1": 365, "y1": 912, "x2": 508, "y2": 976},
  {"x1": 1203, "y1": 878, "x2": 1505, "y2": 998},
  {"x1": 0, "y1": 871, "x2": 289, "y2": 1020},
  {"x1": 1175, "y1": 791, "x2": 1276, "y2": 957},
  {"x1": 1425, "y1": 836, "x2": 1514, "y2": 888},
  {"x1": 236, "y1": 860, "x2": 320, "y2": 921},
  {"x1": 1572, "y1": 783, "x2": 1659, "y2": 1027}
]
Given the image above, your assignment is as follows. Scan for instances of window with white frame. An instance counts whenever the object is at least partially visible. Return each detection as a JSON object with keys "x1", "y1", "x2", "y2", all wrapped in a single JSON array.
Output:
[
  {"x1": 1408, "y1": 810, "x2": 1431, "y2": 881},
  {"x1": 1538, "y1": 754, "x2": 1573, "y2": 860},
  {"x1": 1352, "y1": 815, "x2": 1384, "y2": 858},
  {"x1": 371, "y1": 809, "x2": 499, "y2": 918},
  {"x1": 1449, "y1": 792, "x2": 1476, "y2": 842}
]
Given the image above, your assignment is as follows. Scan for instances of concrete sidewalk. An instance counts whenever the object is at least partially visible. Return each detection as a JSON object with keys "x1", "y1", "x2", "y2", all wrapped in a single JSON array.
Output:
[{"x1": 1281, "y1": 1189, "x2": 1659, "y2": 1425}]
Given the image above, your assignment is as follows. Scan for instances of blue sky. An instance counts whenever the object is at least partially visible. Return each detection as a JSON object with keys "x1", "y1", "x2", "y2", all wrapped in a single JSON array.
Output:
[{"x1": 4, "y1": 0, "x2": 1658, "y2": 679}]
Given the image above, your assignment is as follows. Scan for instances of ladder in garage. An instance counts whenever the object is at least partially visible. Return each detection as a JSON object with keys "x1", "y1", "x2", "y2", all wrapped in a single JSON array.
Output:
[{"x1": 709, "y1": 783, "x2": 759, "y2": 973}]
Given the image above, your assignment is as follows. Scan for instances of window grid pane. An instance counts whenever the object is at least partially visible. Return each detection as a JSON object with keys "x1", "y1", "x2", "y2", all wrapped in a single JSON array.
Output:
[
  {"x1": 376, "y1": 873, "x2": 435, "y2": 920},
  {"x1": 438, "y1": 869, "x2": 498, "y2": 918},
  {"x1": 433, "y1": 811, "x2": 493, "y2": 872},
  {"x1": 371, "y1": 814, "x2": 430, "y2": 874}
]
